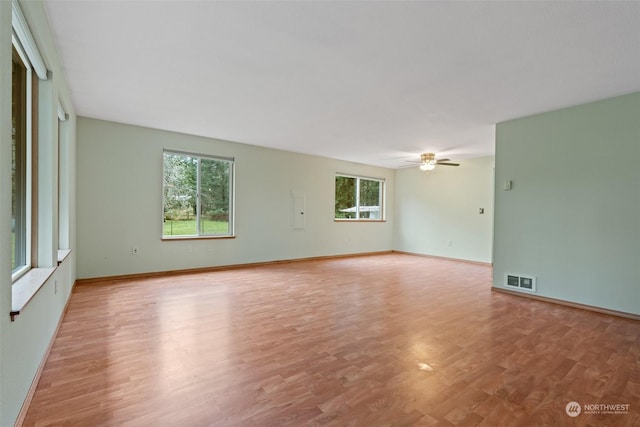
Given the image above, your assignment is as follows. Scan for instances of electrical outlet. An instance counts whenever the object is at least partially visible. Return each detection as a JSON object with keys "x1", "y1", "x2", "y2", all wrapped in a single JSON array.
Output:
[
  {"x1": 447, "y1": 240, "x2": 452, "y2": 246},
  {"x1": 188, "y1": 245, "x2": 193, "y2": 253},
  {"x1": 131, "y1": 247, "x2": 139, "y2": 255}
]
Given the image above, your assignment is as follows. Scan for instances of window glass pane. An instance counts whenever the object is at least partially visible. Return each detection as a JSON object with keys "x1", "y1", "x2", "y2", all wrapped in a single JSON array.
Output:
[
  {"x1": 163, "y1": 153, "x2": 197, "y2": 236},
  {"x1": 199, "y1": 158, "x2": 230, "y2": 235},
  {"x1": 335, "y1": 175, "x2": 383, "y2": 220},
  {"x1": 12, "y1": 49, "x2": 27, "y2": 272},
  {"x1": 335, "y1": 176, "x2": 357, "y2": 219},
  {"x1": 359, "y1": 179, "x2": 381, "y2": 219}
]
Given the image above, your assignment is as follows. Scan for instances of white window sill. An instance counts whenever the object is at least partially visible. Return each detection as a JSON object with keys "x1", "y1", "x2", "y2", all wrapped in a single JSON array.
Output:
[
  {"x1": 11, "y1": 267, "x2": 56, "y2": 321},
  {"x1": 161, "y1": 235, "x2": 236, "y2": 241},
  {"x1": 334, "y1": 219, "x2": 386, "y2": 223},
  {"x1": 11, "y1": 250, "x2": 73, "y2": 321},
  {"x1": 58, "y1": 248, "x2": 72, "y2": 265}
]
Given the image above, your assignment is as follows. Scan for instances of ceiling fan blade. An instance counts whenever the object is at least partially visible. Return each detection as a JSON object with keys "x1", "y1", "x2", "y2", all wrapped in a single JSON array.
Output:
[
  {"x1": 404, "y1": 160, "x2": 421, "y2": 163},
  {"x1": 437, "y1": 162, "x2": 460, "y2": 166},
  {"x1": 436, "y1": 158, "x2": 450, "y2": 162}
]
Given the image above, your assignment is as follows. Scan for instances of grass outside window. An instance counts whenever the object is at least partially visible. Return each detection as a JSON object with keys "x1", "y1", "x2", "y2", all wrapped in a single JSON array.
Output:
[{"x1": 162, "y1": 219, "x2": 229, "y2": 237}]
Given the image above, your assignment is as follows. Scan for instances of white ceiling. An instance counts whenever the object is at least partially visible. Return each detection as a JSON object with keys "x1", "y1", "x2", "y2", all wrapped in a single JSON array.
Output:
[{"x1": 43, "y1": 0, "x2": 640, "y2": 168}]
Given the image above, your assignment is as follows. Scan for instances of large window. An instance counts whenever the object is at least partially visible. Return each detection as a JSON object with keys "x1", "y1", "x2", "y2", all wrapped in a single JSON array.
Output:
[
  {"x1": 9, "y1": 0, "x2": 66, "y2": 319},
  {"x1": 335, "y1": 174, "x2": 384, "y2": 220},
  {"x1": 163, "y1": 151, "x2": 234, "y2": 238},
  {"x1": 12, "y1": 44, "x2": 32, "y2": 279}
]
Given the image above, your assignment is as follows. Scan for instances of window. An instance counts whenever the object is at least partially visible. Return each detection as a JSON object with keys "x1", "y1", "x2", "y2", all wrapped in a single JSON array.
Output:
[
  {"x1": 335, "y1": 174, "x2": 384, "y2": 220},
  {"x1": 58, "y1": 101, "x2": 70, "y2": 251},
  {"x1": 9, "y1": 0, "x2": 63, "y2": 319},
  {"x1": 11, "y1": 44, "x2": 32, "y2": 279},
  {"x1": 163, "y1": 151, "x2": 234, "y2": 238}
]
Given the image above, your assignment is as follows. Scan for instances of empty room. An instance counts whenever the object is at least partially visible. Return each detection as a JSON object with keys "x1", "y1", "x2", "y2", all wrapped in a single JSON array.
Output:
[{"x1": 1, "y1": 0, "x2": 639, "y2": 426}]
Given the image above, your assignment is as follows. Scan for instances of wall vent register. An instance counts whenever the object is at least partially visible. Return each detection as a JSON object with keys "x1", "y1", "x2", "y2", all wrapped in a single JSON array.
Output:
[{"x1": 505, "y1": 273, "x2": 537, "y2": 293}]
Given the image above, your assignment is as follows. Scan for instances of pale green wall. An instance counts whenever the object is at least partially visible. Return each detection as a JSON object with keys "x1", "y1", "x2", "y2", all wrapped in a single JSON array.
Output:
[
  {"x1": 76, "y1": 118, "x2": 395, "y2": 279},
  {"x1": 0, "y1": 1, "x2": 77, "y2": 425},
  {"x1": 393, "y1": 156, "x2": 495, "y2": 263},
  {"x1": 494, "y1": 93, "x2": 640, "y2": 315}
]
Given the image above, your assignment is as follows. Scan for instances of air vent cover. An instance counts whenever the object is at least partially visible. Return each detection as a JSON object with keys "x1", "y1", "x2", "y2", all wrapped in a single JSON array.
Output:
[{"x1": 505, "y1": 273, "x2": 537, "y2": 293}]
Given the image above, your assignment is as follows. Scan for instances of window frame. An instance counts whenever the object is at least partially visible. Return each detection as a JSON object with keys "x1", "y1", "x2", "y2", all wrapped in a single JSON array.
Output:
[
  {"x1": 58, "y1": 100, "x2": 69, "y2": 251},
  {"x1": 11, "y1": 37, "x2": 34, "y2": 282},
  {"x1": 162, "y1": 150, "x2": 235, "y2": 239},
  {"x1": 334, "y1": 173, "x2": 385, "y2": 222}
]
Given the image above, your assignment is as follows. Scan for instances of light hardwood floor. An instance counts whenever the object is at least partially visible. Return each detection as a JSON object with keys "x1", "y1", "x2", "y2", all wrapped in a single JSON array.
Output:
[{"x1": 23, "y1": 254, "x2": 639, "y2": 426}]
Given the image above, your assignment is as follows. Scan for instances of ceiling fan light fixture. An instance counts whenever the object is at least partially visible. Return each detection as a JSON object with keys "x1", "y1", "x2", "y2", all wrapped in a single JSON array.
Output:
[
  {"x1": 418, "y1": 153, "x2": 437, "y2": 171},
  {"x1": 406, "y1": 153, "x2": 458, "y2": 170}
]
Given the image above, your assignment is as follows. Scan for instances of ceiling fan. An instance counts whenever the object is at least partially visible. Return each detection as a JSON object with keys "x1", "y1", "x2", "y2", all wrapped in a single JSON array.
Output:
[{"x1": 406, "y1": 153, "x2": 460, "y2": 171}]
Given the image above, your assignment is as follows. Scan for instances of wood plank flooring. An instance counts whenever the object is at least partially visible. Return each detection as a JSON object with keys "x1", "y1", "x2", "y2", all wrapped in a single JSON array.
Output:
[{"x1": 23, "y1": 254, "x2": 640, "y2": 426}]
